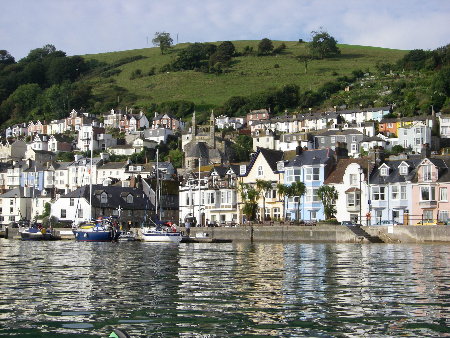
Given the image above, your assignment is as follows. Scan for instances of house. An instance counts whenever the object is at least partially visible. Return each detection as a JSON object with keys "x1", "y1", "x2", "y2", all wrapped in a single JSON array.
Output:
[
  {"x1": 77, "y1": 125, "x2": 117, "y2": 152},
  {"x1": 124, "y1": 111, "x2": 149, "y2": 132},
  {"x1": 67, "y1": 156, "x2": 104, "y2": 191},
  {"x1": 47, "y1": 119, "x2": 67, "y2": 135},
  {"x1": 178, "y1": 168, "x2": 210, "y2": 226},
  {"x1": 411, "y1": 154, "x2": 450, "y2": 224},
  {"x1": 438, "y1": 114, "x2": 450, "y2": 139},
  {"x1": 252, "y1": 129, "x2": 277, "y2": 151},
  {"x1": 325, "y1": 158, "x2": 373, "y2": 224},
  {"x1": 143, "y1": 128, "x2": 174, "y2": 144},
  {"x1": 397, "y1": 121, "x2": 433, "y2": 153},
  {"x1": 215, "y1": 115, "x2": 246, "y2": 130},
  {"x1": 247, "y1": 109, "x2": 270, "y2": 126},
  {"x1": 240, "y1": 147, "x2": 284, "y2": 222},
  {"x1": 103, "y1": 109, "x2": 125, "y2": 129},
  {"x1": 314, "y1": 129, "x2": 365, "y2": 157},
  {"x1": 29, "y1": 134, "x2": 49, "y2": 151},
  {"x1": 51, "y1": 185, "x2": 151, "y2": 227},
  {"x1": 48, "y1": 135, "x2": 73, "y2": 153},
  {"x1": 96, "y1": 161, "x2": 130, "y2": 184},
  {"x1": 5, "y1": 123, "x2": 28, "y2": 138},
  {"x1": 0, "y1": 187, "x2": 39, "y2": 224},
  {"x1": 27, "y1": 120, "x2": 47, "y2": 135},
  {"x1": 0, "y1": 140, "x2": 27, "y2": 162},
  {"x1": 281, "y1": 147, "x2": 337, "y2": 221},
  {"x1": 152, "y1": 113, "x2": 185, "y2": 130},
  {"x1": 66, "y1": 109, "x2": 96, "y2": 131}
]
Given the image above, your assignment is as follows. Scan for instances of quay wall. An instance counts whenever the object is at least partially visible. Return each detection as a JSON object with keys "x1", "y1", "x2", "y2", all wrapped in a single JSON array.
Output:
[{"x1": 3, "y1": 224, "x2": 450, "y2": 243}]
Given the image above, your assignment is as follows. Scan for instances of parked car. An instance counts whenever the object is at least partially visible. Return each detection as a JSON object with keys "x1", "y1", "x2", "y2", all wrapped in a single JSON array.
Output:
[
  {"x1": 415, "y1": 220, "x2": 445, "y2": 226},
  {"x1": 375, "y1": 220, "x2": 402, "y2": 226},
  {"x1": 341, "y1": 221, "x2": 358, "y2": 226}
]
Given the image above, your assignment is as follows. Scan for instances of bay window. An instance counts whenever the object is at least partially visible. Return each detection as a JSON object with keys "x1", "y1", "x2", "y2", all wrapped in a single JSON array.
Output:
[{"x1": 372, "y1": 186, "x2": 385, "y2": 200}]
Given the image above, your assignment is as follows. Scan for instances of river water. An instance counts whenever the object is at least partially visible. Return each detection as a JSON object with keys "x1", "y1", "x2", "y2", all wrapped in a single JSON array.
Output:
[{"x1": 0, "y1": 239, "x2": 448, "y2": 337}]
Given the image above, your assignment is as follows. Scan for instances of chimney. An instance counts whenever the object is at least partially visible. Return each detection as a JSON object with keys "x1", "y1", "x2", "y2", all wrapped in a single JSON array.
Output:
[{"x1": 421, "y1": 143, "x2": 431, "y2": 159}]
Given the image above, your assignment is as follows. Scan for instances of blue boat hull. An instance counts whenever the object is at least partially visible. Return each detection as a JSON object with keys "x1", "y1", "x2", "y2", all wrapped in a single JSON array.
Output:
[{"x1": 73, "y1": 229, "x2": 120, "y2": 242}]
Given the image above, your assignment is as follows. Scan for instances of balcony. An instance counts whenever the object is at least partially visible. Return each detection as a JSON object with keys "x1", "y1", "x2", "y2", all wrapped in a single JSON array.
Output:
[
  {"x1": 346, "y1": 204, "x2": 361, "y2": 212},
  {"x1": 419, "y1": 200, "x2": 437, "y2": 208}
]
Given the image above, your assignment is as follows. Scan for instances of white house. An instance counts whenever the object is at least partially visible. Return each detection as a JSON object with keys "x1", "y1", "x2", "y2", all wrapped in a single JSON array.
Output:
[
  {"x1": 143, "y1": 128, "x2": 174, "y2": 144},
  {"x1": 439, "y1": 114, "x2": 450, "y2": 138},
  {"x1": 397, "y1": 121, "x2": 432, "y2": 154}
]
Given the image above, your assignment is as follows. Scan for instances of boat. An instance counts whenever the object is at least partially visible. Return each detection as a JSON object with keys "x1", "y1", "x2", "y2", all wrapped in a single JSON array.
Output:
[
  {"x1": 118, "y1": 230, "x2": 138, "y2": 242},
  {"x1": 73, "y1": 217, "x2": 121, "y2": 242},
  {"x1": 20, "y1": 223, "x2": 54, "y2": 241},
  {"x1": 141, "y1": 221, "x2": 182, "y2": 243}
]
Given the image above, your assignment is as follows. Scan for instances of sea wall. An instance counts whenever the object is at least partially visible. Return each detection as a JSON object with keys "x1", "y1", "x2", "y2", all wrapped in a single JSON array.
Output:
[{"x1": 364, "y1": 225, "x2": 450, "y2": 243}]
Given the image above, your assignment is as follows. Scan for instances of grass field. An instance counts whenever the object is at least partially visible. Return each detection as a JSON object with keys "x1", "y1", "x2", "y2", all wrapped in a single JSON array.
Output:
[{"x1": 81, "y1": 40, "x2": 408, "y2": 109}]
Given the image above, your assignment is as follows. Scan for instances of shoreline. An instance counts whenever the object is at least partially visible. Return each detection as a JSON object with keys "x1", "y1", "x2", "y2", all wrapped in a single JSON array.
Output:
[{"x1": 3, "y1": 224, "x2": 450, "y2": 243}]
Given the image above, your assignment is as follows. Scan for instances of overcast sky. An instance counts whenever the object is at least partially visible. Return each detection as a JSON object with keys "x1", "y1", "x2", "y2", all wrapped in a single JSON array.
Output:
[{"x1": 1, "y1": 0, "x2": 449, "y2": 60}]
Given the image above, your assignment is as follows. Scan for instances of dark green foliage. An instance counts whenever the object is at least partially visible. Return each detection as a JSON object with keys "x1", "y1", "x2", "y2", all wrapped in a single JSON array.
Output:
[
  {"x1": 258, "y1": 38, "x2": 274, "y2": 55},
  {"x1": 130, "y1": 69, "x2": 143, "y2": 80},
  {"x1": 170, "y1": 43, "x2": 217, "y2": 71},
  {"x1": 0, "y1": 50, "x2": 15, "y2": 66},
  {"x1": 156, "y1": 100, "x2": 195, "y2": 118},
  {"x1": 56, "y1": 151, "x2": 75, "y2": 162},
  {"x1": 308, "y1": 30, "x2": 340, "y2": 59},
  {"x1": 273, "y1": 43, "x2": 287, "y2": 54},
  {"x1": 231, "y1": 135, "x2": 253, "y2": 162},
  {"x1": 152, "y1": 32, "x2": 173, "y2": 55}
]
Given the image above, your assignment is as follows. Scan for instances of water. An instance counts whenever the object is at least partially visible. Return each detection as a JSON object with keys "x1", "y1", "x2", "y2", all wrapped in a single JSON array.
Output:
[{"x1": 0, "y1": 239, "x2": 449, "y2": 337}]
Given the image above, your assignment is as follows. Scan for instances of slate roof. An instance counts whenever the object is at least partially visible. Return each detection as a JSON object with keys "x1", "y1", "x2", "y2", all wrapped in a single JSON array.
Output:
[
  {"x1": 186, "y1": 142, "x2": 210, "y2": 158},
  {"x1": 316, "y1": 129, "x2": 363, "y2": 136},
  {"x1": 324, "y1": 158, "x2": 374, "y2": 184},
  {"x1": 98, "y1": 161, "x2": 128, "y2": 170},
  {"x1": 0, "y1": 187, "x2": 41, "y2": 198},
  {"x1": 61, "y1": 185, "x2": 150, "y2": 210},
  {"x1": 285, "y1": 148, "x2": 334, "y2": 167},
  {"x1": 258, "y1": 147, "x2": 284, "y2": 172}
]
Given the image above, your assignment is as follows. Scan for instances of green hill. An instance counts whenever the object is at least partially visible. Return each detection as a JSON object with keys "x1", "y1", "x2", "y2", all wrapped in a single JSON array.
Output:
[{"x1": 81, "y1": 40, "x2": 408, "y2": 111}]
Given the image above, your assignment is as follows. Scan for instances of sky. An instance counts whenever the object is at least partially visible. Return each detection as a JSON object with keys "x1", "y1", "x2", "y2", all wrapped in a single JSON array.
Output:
[{"x1": 1, "y1": 0, "x2": 449, "y2": 61}]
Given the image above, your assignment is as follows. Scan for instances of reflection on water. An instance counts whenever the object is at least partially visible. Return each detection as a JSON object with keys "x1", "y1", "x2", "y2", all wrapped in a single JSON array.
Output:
[{"x1": 0, "y1": 239, "x2": 449, "y2": 337}]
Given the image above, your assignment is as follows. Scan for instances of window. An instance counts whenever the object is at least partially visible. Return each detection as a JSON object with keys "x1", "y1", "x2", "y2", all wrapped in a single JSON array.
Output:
[
  {"x1": 207, "y1": 192, "x2": 215, "y2": 205},
  {"x1": 310, "y1": 210, "x2": 317, "y2": 220},
  {"x1": 347, "y1": 192, "x2": 360, "y2": 207},
  {"x1": 286, "y1": 168, "x2": 301, "y2": 183},
  {"x1": 440, "y1": 188, "x2": 448, "y2": 201},
  {"x1": 265, "y1": 208, "x2": 270, "y2": 219},
  {"x1": 70, "y1": 198, "x2": 74, "y2": 206},
  {"x1": 126, "y1": 195, "x2": 133, "y2": 203},
  {"x1": 420, "y1": 186, "x2": 435, "y2": 201},
  {"x1": 331, "y1": 136, "x2": 336, "y2": 144},
  {"x1": 400, "y1": 185, "x2": 407, "y2": 200},
  {"x1": 61, "y1": 209, "x2": 67, "y2": 218},
  {"x1": 399, "y1": 165, "x2": 408, "y2": 175},
  {"x1": 305, "y1": 167, "x2": 320, "y2": 181},
  {"x1": 423, "y1": 165, "x2": 432, "y2": 181},
  {"x1": 372, "y1": 186, "x2": 385, "y2": 200},
  {"x1": 273, "y1": 208, "x2": 280, "y2": 220},
  {"x1": 423, "y1": 210, "x2": 433, "y2": 221},
  {"x1": 265, "y1": 189, "x2": 276, "y2": 199},
  {"x1": 438, "y1": 210, "x2": 449, "y2": 222},
  {"x1": 380, "y1": 167, "x2": 389, "y2": 176},
  {"x1": 10, "y1": 199, "x2": 13, "y2": 206},
  {"x1": 349, "y1": 174, "x2": 358, "y2": 185},
  {"x1": 352, "y1": 136, "x2": 357, "y2": 142},
  {"x1": 305, "y1": 188, "x2": 320, "y2": 203},
  {"x1": 101, "y1": 193, "x2": 108, "y2": 204},
  {"x1": 10, "y1": 207, "x2": 13, "y2": 213},
  {"x1": 391, "y1": 185, "x2": 399, "y2": 199},
  {"x1": 351, "y1": 143, "x2": 358, "y2": 152},
  {"x1": 78, "y1": 209, "x2": 83, "y2": 218},
  {"x1": 257, "y1": 166, "x2": 263, "y2": 177},
  {"x1": 186, "y1": 194, "x2": 190, "y2": 206}
]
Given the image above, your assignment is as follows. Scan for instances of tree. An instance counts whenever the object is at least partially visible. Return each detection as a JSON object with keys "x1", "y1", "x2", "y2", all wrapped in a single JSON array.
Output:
[
  {"x1": 258, "y1": 38, "x2": 274, "y2": 55},
  {"x1": 317, "y1": 185, "x2": 338, "y2": 220},
  {"x1": 238, "y1": 182, "x2": 259, "y2": 222},
  {"x1": 256, "y1": 179, "x2": 274, "y2": 221},
  {"x1": 231, "y1": 134, "x2": 252, "y2": 162},
  {"x1": 289, "y1": 181, "x2": 306, "y2": 221},
  {"x1": 0, "y1": 50, "x2": 15, "y2": 65},
  {"x1": 152, "y1": 32, "x2": 173, "y2": 55},
  {"x1": 308, "y1": 29, "x2": 340, "y2": 59},
  {"x1": 276, "y1": 183, "x2": 291, "y2": 221}
]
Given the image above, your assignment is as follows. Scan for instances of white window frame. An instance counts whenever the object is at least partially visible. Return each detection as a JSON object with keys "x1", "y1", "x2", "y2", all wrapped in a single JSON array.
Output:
[
  {"x1": 400, "y1": 185, "x2": 407, "y2": 200},
  {"x1": 305, "y1": 167, "x2": 320, "y2": 181},
  {"x1": 257, "y1": 166, "x2": 263, "y2": 177},
  {"x1": 372, "y1": 186, "x2": 385, "y2": 200},
  {"x1": 420, "y1": 186, "x2": 435, "y2": 201},
  {"x1": 380, "y1": 167, "x2": 388, "y2": 176},
  {"x1": 440, "y1": 187, "x2": 448, "y2": 202},
  {"x1": 399, "y1": 165, "x2": 408, "y2": 175},
  {"x1": 391, "y1": 185, "x2": 399, "y2": 200}
]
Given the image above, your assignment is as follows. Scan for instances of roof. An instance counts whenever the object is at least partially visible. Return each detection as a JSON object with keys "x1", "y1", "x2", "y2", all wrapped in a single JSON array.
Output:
[
  {"x1": 61, "y1": 185, "x2": 150, "y2": 210},
  {"x1": 258, "y1": 147, "x2": 284, "y2": 172},
  {"x1": 186, "y1": 142, "x2": 210, "y2": 158},
  {"x1": 98, "y1": 161, "x2": 128, "y2": 170},
  {"x1": 285, "y1": 148, "x2": 334, "y2": 168},
  {"x1": 316, "y1": 129, "x2": 363, "y2": 137},
  {"x1": 324, "y1": 158, "x2": 374, "y2": 184}
]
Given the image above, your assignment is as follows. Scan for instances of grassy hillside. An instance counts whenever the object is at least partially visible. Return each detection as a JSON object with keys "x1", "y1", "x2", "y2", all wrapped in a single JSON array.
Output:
[{"x1": 81, "y1": 40, "x2": 408, "y2": 111}]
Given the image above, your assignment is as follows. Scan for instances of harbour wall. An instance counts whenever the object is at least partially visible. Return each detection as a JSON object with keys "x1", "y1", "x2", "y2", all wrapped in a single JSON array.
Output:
[{"x1": 3, "y1": 224, "x2": 450, "y2": 243}]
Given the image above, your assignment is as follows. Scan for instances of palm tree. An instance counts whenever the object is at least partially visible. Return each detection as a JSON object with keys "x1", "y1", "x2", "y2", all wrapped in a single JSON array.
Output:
[
  {"x1": 238, "y1": 182, "x2": 259, "y2": 222},
  {"x1": 256, "y1": 179, "x2": 274, "y2": 221},
  {"x1": 290, "y1": 181, "x2": 306, "y2": 222},
  {"x1": 277, "y1": 183, "x2": 291, "y2": 221},
  {"x1": 317, "y1": 185, "x2": 338, "y2": 220}
]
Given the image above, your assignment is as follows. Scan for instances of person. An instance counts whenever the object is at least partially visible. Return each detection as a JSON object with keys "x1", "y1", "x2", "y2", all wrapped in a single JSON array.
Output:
[{"x1": 185, "y1": 220, "x2": 191, "y2": 237}]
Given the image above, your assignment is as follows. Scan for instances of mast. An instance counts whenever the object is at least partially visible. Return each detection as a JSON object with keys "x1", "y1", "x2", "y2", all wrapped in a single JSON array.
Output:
[
  {"x1": 89, "y1": 127, "x2": 93, "y2": 221},
  {"x1": 155, "y1": 148, "x2": 159, "y2": 221},
  {"x1": 198, "y1": 159, "x2": 201, "y2": 226}
]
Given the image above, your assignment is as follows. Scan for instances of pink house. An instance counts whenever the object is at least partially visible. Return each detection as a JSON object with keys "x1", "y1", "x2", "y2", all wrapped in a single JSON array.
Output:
[{"x1": 411, "y1": 157, "x2": 450, "y2": 224}]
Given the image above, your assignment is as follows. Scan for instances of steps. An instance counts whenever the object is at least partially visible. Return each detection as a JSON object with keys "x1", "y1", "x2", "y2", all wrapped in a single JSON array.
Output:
[{"x1": 346, "y1": 226, "x2": 384, "y2": 243}]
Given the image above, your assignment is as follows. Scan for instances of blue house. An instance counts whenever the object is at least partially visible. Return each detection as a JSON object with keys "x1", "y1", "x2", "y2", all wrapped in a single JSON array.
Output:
[{"x1": 282, "y1": 147, "x2": 338, "y2": 221}]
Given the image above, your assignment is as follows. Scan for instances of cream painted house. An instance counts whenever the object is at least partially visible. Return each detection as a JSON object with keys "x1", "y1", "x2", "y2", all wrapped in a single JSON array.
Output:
[{"x1": 240, "y1": 147, "x2": 285, "y2": 222}]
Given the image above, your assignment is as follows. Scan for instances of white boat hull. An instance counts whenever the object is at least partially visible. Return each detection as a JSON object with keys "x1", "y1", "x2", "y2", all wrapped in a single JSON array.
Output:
[{"x1": 141, "y1": 228, "x2": 182, "y2": 243}]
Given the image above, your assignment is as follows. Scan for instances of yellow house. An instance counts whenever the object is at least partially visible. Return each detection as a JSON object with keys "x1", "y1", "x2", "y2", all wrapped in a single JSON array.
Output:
[{"x1": 239, "y1": 148, "x2": 285, "y2": 222}]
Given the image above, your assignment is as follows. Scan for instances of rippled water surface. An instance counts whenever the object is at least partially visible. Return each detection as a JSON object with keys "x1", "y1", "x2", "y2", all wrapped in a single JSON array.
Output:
[{"x1": 0, "y1": 239, "x2": 449, "y2": 337}]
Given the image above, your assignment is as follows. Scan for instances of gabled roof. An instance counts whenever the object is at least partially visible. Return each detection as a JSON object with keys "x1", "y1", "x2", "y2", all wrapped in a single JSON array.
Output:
[
  {"x1": 257, "y1": 147, "x2": 284, "y2": 173},
  {"x1": 325, "y1": 158, "x2": 374, "y2": 184}
]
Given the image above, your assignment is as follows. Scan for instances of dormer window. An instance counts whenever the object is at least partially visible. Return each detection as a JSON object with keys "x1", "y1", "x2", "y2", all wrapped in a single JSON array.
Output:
[
  {"x1": 126, "y1": 194, "x2": 133, "y2": 203},
  {"x1": 100, "y1": 192, "x2": 108, "y2": 203},
  {"x1": 399, "y1": 165, "x2": 408, "y2": 175},
  {"x1": 380, "y1": 167, "x2": 389, "y2": 176}
]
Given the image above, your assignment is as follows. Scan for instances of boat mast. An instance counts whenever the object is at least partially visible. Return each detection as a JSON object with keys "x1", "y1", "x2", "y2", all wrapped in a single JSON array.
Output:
[
  {"x1": 89, "y1": 127, "x2": 93, "y2": 221},
  {"x1": 198, "y1": 158, "x2": 201, "y2": 226},
  {"x1": 155, "y1": 148, "x2": 159, "y2": 221}
]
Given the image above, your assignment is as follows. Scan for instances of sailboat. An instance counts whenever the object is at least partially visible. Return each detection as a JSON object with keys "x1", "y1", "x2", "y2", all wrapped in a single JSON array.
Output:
[
  {"x1": 141, "y1": 149, "x2": 182, "y2": 243},
  {"x1": 72, "y1": 128, "x2": 121, "y2": 242}
]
